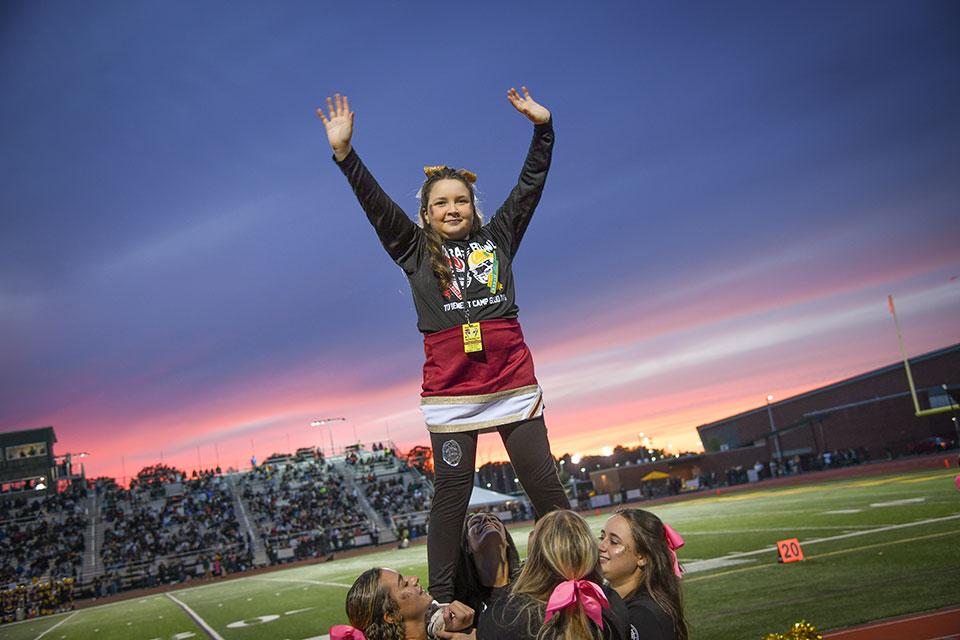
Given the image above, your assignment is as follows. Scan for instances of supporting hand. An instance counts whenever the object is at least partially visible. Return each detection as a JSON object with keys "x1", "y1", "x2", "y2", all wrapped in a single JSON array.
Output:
[
  {"x1": 441, "y1": 601, "x2": 475, "y2": 631},
  {"x1": 317, "y1": 93, "x2": 354, "y2": 161},
  {"x1": 437, "y1": 630, "x2": 476, "y2": 640},
  {"x1": 507, "y1": 86, "x2": 550, "y2": 124}
]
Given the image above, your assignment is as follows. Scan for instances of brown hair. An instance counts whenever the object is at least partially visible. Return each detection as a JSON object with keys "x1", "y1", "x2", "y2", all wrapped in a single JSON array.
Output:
[
  {"x1": 504, "y1": 510, "x2": 604, "y2": 640},
  {"x1": 614, "y1": 508, "x2": 688, "y2": 640},
  {"x1": 344, "y1": 568, "x2": 405, "y2": 640},
  {"x1": 417, "y1": 167, "x2": 484, "y2": 292}
]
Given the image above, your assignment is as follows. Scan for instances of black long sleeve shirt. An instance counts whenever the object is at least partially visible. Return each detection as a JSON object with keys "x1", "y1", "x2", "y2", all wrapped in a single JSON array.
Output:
[{"x1": 335, "y1": 120, "x2": 554, "y2": 334}]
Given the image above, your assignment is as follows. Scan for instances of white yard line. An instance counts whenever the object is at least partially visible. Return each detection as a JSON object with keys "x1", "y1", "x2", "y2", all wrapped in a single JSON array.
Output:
[
  {"x1": 798, "y1": 513, "x2": 960, "y2": 547},
  {"x1": 248, "y1": 576, "x2": 352, "y2": 588},
  {"x1": 683, "y1": 524, "x2": 883, "y2": 534},
  {"x1": 33, "y1": 610, "x2": 78, "y2": 639},
  {"x1": 165, "y1": 593, "x2": 225, "y2": 640},
  {"x1": 174, "y1": 578, "x2": 247, "y2": 593},
  {"x1": 870, "y1": 497, "x2": 926, "y2": 507},
  {"x1": 683, "y1": 513, "x2": 960, "y2": 573}
]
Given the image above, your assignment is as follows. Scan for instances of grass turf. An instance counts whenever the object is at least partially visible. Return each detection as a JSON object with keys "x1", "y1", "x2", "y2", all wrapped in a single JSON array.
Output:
[{"x1": 4, "y1": 467, "x2": 958, "y2": 640}]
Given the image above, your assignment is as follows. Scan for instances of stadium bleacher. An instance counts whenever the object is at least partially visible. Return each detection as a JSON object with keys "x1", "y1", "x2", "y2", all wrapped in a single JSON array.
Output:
[{"x1": 0, "y1": 443, "x2": 435, "y2": 623}]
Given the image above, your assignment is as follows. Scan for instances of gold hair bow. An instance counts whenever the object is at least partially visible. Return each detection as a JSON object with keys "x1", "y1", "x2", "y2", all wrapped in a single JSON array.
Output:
[{"x1": 423, "y1": 165, "x2": 477, "y2": 184}]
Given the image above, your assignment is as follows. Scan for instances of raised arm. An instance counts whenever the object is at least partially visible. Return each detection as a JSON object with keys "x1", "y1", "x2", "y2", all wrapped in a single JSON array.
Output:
[
  {"x1": 317, "y1": 94, "x2": 354, "y2": 162},
  {"x1": 317, "y1": 94, "x2": 421, "y2": 270},
  {"x1": 507, "y1": 86, "x2": 551, "y2": 125},
  {"x1": 485, "y1": 87, "x2": 554, "y2": 254}
]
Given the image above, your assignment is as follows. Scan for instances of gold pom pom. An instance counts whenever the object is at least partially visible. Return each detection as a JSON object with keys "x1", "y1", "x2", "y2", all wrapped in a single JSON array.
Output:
[{"x1": 762, "y1": 621, "x2": 821, "y2": 640}]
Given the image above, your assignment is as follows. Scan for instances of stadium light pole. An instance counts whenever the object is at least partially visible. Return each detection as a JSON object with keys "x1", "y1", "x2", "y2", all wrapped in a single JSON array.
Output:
[
  {"x1": 948, "y1": 384, "x2": 960, "y2": 445},
  {"x1": 311, "y1": 418, "x2": 345, "y2": 456},
  {"x1": 766, "y1": 395, "x2": 783, "y2": 460}
]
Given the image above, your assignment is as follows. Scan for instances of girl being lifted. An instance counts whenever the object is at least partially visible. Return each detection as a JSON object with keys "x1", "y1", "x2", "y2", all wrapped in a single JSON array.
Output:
[{"x1": 318, "y1": 87, "x2": 570, "y2": 602}]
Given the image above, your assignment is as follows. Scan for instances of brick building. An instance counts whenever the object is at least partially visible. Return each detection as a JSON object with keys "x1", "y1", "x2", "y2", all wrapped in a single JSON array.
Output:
[{"x1": 591, "y1": 343, "x2": 960, "y2": 496}]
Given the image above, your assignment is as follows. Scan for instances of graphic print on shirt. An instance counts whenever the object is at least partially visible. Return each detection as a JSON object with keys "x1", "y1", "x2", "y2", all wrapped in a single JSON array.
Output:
[
  {"x1": 468, "y1": 249, "x2": 496, "y2": 290},
  {"x1": 442, "y1": 240, "x2": 508, "y2": 313},
  {"x1": 443, "y1": 252, "x2": 465, "y2": 301}
]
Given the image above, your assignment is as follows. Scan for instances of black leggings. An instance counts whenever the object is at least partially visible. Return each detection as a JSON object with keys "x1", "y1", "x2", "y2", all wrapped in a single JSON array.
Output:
[{"x1": 427, "y1": 415, "x2": 570, "y2": 601}]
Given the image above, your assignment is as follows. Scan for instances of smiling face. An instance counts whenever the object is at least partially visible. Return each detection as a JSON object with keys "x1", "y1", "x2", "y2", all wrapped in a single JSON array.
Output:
[
  {"x1": 426, "y1": 178, "x2": 475, "y2": 241},
  {"x1": 378, "y1": 569, "x2": 433, "y2": 623},
  {"x1": 598, "y1": 515, "x2": 645, "y2": 597}
]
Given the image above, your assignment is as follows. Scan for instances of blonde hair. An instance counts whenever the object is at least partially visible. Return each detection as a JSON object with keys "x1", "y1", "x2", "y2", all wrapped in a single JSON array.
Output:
[
  {"x1": 505, "y1": 510, "x2": 604, "y2": 640},
  {"x1": 344, "y1": 568, "x2": 405, "y2": 640}
]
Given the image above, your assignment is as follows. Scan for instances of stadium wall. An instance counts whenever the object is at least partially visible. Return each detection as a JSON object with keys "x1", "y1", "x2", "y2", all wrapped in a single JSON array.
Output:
[
  {"x1": 697, "y1": 343, "x2": 959, "y2": 460},
  {"x1": 591, "y1": 343, "x2": 960, "y2": 496}
]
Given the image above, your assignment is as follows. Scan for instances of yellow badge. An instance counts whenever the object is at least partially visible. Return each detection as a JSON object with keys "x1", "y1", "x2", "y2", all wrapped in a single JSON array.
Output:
[{"x1": 462, "y1": 322, "x2": 483, "y2": 353}]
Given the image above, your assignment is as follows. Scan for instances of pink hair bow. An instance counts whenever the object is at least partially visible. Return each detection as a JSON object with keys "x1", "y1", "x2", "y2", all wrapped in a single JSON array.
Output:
[
  {"x1": 663, "y1": 523, "x2": 685, "y2": 578},
  {"x1": 544, "y1": 579, "x2": 609, "y2": 629},
  {"x1": 330, "y1": 625, "x2": 366, "y2": 640}
]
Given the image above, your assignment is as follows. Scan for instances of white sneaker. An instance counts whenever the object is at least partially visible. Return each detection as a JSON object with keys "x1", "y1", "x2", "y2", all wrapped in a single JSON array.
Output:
[{"x1": 426, "y1": 601, "x2": 446, "y2": 640}]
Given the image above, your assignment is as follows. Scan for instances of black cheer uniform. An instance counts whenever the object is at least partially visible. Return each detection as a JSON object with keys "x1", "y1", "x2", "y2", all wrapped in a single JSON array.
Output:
[
  {"x1": 476, "y1": 582, "x2": 630, "y2": 640},
  {"x1": 623, "y1": 590, "x2": 677, "y2": 640}
]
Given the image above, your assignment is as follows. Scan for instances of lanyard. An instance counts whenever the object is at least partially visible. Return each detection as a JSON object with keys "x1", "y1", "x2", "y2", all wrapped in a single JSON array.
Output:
[
  {"x1": 445, "y1": 244, "x2": 500, "y2": 354},
  {"x1": 445, "y1": 243, "x2": 473, "y2": 324}
]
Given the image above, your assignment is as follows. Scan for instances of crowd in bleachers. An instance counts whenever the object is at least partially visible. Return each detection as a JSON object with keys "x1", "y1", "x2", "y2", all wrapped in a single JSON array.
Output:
[
  {"x1": 362, "y1": 475, "x2": 428, "y2": 516},
  {"x1": 0, "y1": 486, "x2": 86, "y2": 587},
  {"x1": 0, "y1": 578, "x2": 74, "y2": 623},
  {"x1": 82, "y1": 548, "x2": 254, "y2": 601},
  {"x1": 89, "y1": 466, "x2": 253, "y2": 598},
  {"x1": 241, "y1": 459, "x2": 371, "y2": 563},
  {"x1": 344, "y1": 445, "x2": 401, "y2": 469},
  {"x1": 356, "y1": 461, "x2": 432, "y2": 543},
  {"x1": 99, "y1": 472, "x2": 246, "y2": 571},
  {"x1": 0, "y1": 445, "x2": 436, "y2": 622}
]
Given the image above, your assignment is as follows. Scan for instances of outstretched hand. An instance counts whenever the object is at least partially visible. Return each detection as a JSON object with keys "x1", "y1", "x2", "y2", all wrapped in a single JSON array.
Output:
[
  {"x1": 507, "y1": 86, "x2": 551, "y2": 124},
  {"x1": 317, "y1": 94, "x2": 354, "y2": 161}
]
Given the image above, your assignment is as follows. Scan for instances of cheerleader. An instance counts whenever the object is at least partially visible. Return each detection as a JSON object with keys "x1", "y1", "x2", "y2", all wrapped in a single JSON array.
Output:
[
  {"x1": 318, "y1": 87, "x2": 569, "y2": 601},
  {"x1": 597, "y1": 509, "x2": 688, "y2": 640}
]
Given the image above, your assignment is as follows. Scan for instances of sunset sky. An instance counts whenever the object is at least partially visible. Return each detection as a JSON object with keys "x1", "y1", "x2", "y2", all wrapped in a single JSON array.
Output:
[{"x1": 2, "y1": 1, "x2": 958, "y2": 483}]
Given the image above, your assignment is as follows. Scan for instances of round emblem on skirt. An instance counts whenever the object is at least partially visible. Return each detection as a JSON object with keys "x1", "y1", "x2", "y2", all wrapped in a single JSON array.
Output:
[{"x1": 441, "y1": 440, "x2": 462, "y2": 467}]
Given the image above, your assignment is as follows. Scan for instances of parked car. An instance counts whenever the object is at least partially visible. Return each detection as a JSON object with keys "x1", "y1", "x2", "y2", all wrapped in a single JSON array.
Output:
[{"x1": 912, "y1": 436, "x2": 957, "y2": 453}]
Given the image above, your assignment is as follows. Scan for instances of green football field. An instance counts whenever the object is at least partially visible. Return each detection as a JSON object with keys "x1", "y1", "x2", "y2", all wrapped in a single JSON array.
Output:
[{"x1": 6, "y1": 466, "x2": 959, "y2": 640}]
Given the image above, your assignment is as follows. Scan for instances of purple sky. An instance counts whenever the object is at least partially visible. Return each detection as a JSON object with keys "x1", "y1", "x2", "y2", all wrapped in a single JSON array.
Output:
[{"x1": 2, "y1": 1, "x2": 958, "y2": 482}]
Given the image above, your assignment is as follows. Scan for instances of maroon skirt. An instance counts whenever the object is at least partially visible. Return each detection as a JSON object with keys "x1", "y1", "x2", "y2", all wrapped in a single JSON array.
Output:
[{"x1": 420, "y1": 319, "x2": 543, "y2": 433}]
